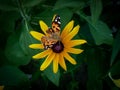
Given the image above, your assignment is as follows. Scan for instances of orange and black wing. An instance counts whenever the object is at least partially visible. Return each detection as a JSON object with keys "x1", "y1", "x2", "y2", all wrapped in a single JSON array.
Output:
[{"x1": 52, "y1": 14, "x2": 61, "y2": 33}]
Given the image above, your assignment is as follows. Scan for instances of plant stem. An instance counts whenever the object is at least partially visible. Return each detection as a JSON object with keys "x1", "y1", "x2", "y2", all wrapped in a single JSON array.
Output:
[
  {"x1": 17, "y1": 0, "x2": 30, "y2": 32},
  {"x1": 17, "y1": 0, "x2": 27, "y2": 21}
]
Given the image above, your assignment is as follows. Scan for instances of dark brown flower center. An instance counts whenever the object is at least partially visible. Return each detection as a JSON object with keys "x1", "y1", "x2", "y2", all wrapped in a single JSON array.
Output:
[{"x1": 52, "y1": 41, "x2": 64, "y2": 53}]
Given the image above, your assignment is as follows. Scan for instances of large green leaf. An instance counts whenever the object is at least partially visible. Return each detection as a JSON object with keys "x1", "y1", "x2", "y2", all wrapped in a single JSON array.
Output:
[
  {"x1": 88, "y1": 20, "x2": 113, "y2": 45},
  {"x1": 43, "y1": 64, "x2": 60, "y2": 86},
  {"x1": 90, "y1": 0, "x2": 102, "y2": 23},
  {"x1": 77, "y1": 12, "x2": 113, "y2": 45},
  {"x1": 5, "y1": 33, "x2": 31, "y2": 66},
  {"x1": 110, "y1": 31, "x2": 120, "y2": 65},
  {"x1": 0, "y1": 65, "x2": 29, "y2": 86}
]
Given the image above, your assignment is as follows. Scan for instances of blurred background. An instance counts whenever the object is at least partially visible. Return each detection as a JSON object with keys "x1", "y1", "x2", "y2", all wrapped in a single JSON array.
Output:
[{"x1": 0, "y1": 0, "x2": 120, "y2": 90}]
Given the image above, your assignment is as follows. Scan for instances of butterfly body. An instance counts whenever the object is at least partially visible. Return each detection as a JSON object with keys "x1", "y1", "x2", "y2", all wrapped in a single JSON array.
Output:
[{"x1": 41, "y1": 14, "x2": 61, "y2": 49}]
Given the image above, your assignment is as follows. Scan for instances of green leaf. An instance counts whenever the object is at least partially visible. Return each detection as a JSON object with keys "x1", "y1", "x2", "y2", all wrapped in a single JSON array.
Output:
[
  {"x1": 43, "y1": 64, "x2": 60, "y2": 86},
  {"x1": 77, "y1": 12, "x2": 113, "y2": 45},
  {"x1": 88, "y1": 20, "x2": 113, "y2": 45},
  {"x1": 19, "y1": 21, "x2": 38, "y2": 55},
  {"x1": 90, "y1": 0, "x2": 102, "y2": 23},
  {"x1": 0, "y1": 65, "x2": 29, "y2": 86},
  {"x1": 5, "y1": 33, "x2": 31, "y2": 66},
  {"x1": 110, "y1": 31, "x2": 120, "y2": 65},
  {"x1": 53, "y1": 0, "x2": 86, "y2": 10},
  {"x1": 0, "y1": 0, "x2": 18, "y2": 11},
  {"x1": 80, "y1": 24, "x2": 95, "y2": 44}
]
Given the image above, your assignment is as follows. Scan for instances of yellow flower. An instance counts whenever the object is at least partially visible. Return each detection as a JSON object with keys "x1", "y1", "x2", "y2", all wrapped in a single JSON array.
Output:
[{"x1": 29, "y1": 18, "x2": 87, "y2": 73}]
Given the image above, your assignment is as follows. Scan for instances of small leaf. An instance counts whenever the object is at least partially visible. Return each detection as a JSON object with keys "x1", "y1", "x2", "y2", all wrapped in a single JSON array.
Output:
[
  {"x1": 90, "y1": 0, "x2": 102, "y2": 23},
  {"x1": 43, "y1": 64, "x2": 60, "y2": 86},
  {"x1": 109, "y1": 73, "x2": 120, "y2": 88},
  {"x1": 0, "y1": 65, "x2": 29, "y2": 86},
  {"x1": 110, "y1": 31, "x2": 120, "y2": 65}
]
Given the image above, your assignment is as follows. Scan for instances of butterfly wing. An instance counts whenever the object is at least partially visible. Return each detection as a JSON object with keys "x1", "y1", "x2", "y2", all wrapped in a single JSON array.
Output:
[
  {"x1": 52, "y1": 14, "x2": 61, "y2": 33},
  {"x1": 41, "y1": 36, "x2": 58, "y2": 49},
  {"x1": 41, "y1": 14, "x2": 61, "y2": 49}
]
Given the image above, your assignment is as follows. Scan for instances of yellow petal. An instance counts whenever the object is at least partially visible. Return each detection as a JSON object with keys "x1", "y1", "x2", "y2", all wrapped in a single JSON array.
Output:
[
  {"x1": 39, "y1": 20, "x2": 48, "y2": 34},
  {"x1": 30, "y1": 31, "x2": 44, "y2": 41},
  {"x1": 62, "y1": 25, "x2": 80, "y2": 42},
  {"x1": 62, "y1": 51, "x2": 77, "y2": 65},
  {"x1": 0, "y1": 86, "x2": 4, "y2": 90},
  {"x1": 29, "y1": 44, "x2": 44, "y2": 49},
  {"x1": 64, "y1": 39, "x2": 87, "y2": 48},
  {"x1": 61, "y1": 20, "x2": 74, "y2": 38},
  {"x1": 53, "y1": 54, "x2": 59, "y2": 73},
  {"x1": 40, "y1": 52, "x2": 55, "y2": 71},
  {"x1": 65, "y1": 40, "x2": 87, "y2": 47},
  {"x1": 59, "y1": 53, "x2": 67, "y2": 71},
  {"x1": 65, "y1": 48, "x2": 83, "y2": 54},
  {"x1": 32, "y1": 49, "x2": 51, "y2": 59}
]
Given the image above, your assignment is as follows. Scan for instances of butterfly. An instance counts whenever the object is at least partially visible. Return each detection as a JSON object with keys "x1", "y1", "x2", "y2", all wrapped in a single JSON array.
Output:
[{"x1": 41, "y1": 14, "x2": 61, "y2": 50}]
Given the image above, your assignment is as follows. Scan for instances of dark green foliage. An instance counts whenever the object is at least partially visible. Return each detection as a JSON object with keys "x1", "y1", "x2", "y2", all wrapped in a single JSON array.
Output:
[{"x1": 0, "y1": 0, "x2": 120, "y2": 90}]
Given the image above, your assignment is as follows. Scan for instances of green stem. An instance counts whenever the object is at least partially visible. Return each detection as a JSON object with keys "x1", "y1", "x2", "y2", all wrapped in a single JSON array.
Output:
[
  {"x1": 17, "y1": 0, "x2": 29, "y2": 32},
  {"x1": 17, "y1": 0, "x2": 27, "y2": 21}
]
